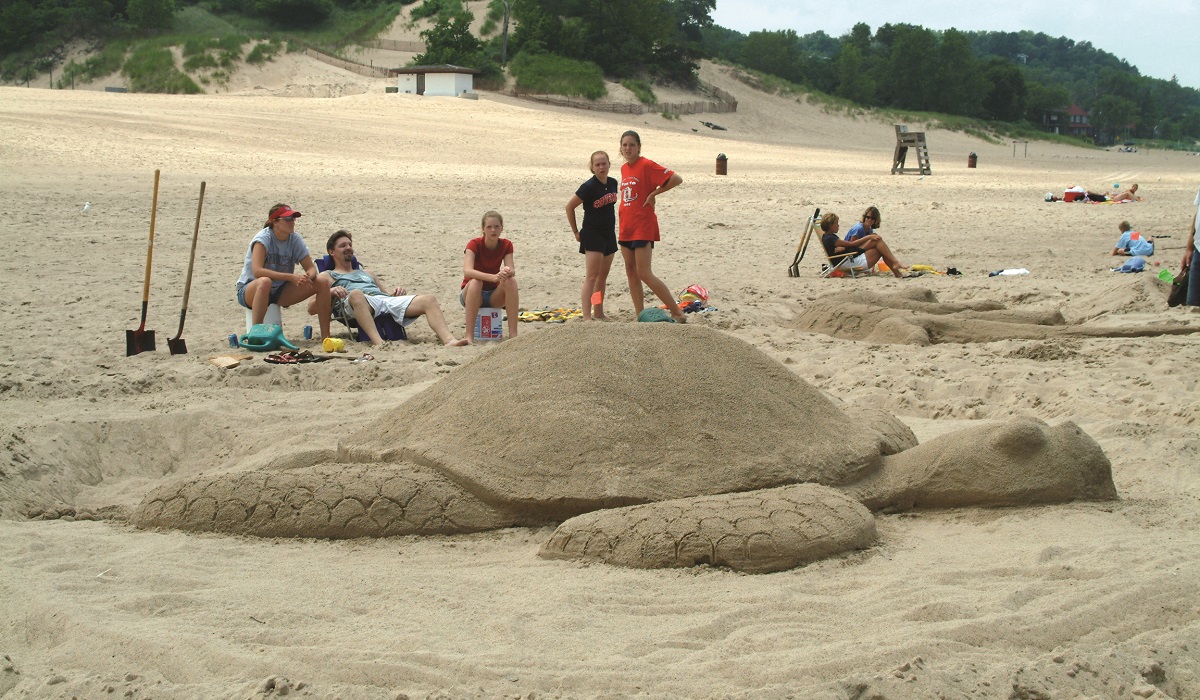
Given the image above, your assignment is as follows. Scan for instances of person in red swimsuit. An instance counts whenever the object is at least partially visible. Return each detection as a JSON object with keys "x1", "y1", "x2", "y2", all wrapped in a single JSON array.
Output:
[{"x1": 618, "y1": 130, "x2": 686, "y2": 322}]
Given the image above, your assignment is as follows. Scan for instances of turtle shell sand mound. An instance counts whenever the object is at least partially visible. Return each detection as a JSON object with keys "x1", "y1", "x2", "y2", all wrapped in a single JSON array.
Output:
[
  {"x1": 347, "y1": 323, "x2": 909, "y2": 520},
  {"x1": 132, "y1": 323, "x2": 1117, "y2": 573}
]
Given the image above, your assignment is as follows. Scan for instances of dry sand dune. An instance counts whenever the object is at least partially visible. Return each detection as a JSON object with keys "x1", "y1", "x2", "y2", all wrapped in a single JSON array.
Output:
[{"x1": 2, "y1": 57, "x2": 1199, "y2": 699}]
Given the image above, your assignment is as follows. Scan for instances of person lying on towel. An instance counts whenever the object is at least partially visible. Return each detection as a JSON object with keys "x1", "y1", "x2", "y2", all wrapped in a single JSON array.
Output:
[{"x1": 1112, "y1": 184, "x2": 1143, "y2": 202}]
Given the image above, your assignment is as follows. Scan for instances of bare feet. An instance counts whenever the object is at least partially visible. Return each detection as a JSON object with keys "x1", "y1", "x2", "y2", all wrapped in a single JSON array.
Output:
[{"x1": 445, "y1": 337, "x2": 469, "y2": 347}]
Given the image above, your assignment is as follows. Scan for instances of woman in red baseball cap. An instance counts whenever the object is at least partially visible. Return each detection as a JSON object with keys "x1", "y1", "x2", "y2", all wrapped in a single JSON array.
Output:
[{"x1": 235, "y1": 203, "x2": 332, "y2": 339}]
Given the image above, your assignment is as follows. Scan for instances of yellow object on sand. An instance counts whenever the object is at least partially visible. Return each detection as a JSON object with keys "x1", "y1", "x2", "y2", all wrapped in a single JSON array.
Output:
[
  {"x1": 910, "y1": 264, "x2": 936, "y2": 272},
  {"x1": 518, "y1": 308, "x2": 583, "y2": 323},
  {"x1": 323, "y1": 337, "x2": 346, "y2": 352}
]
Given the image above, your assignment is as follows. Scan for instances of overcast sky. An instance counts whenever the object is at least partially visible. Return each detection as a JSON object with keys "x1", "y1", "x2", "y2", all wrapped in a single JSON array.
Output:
[{"x1": 709, "y1": 0, "x2": 1200, "y2": 91}]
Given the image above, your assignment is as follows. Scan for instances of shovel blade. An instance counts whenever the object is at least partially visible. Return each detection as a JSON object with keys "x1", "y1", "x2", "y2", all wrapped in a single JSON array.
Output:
[
  {"x1": 167, "y1": 337, "x2": 188, "y2": 355},
  {"x1": 126, "y1": 328, "x2": 156, "y2": 356}
]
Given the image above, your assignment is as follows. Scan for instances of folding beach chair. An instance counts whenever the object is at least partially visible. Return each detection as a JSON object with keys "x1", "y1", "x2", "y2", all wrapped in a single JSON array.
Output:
[
  {"x1": 788, "y1": 207, "x2": 873, "y2": 278},
  {"x1": 817, "y1": 237, "x2": 873, "y2": 279},
  {"x1": 787, "y1": 207, "x2": 821, "y2": 277},
  {"x1": 315, "y1": 255, "x2": 407, "y2": 342}
]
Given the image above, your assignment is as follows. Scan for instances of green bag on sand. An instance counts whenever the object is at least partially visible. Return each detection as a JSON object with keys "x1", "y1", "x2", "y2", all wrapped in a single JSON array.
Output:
[
  {"x1": 637, "y1": 308, "x2": 676, "y2": 323},
  {"x1": 239, "y1": 323, "x2": 299, "y2": 352}
]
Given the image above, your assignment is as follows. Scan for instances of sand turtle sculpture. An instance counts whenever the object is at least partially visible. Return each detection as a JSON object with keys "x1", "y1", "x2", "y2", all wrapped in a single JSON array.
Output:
[
  {"x1": 793, "y1": 287, "x2": 1200, "y2": 346},
  {"x1": 135, "y1": 324, "x2": 1118, "y2": 573}
]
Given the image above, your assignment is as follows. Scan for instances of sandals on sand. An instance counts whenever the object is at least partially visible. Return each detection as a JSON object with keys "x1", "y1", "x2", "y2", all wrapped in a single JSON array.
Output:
[{"x1": 265, "y1": 350, "x2": 329, "y2": 364}]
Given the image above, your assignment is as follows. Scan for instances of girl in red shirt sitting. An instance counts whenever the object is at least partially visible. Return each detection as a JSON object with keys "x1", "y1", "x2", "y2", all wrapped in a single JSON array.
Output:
[{"x1": 461, "y1": 210, "x2": 519, "y2": 341}]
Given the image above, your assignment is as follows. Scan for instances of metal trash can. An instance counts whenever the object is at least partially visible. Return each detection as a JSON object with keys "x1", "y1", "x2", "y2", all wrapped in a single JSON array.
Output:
[
  {"x1": 716, "y1": 153, "x2": 728, "y2": 175},
  {"x1": 967, "y1": 152, "x2": 977, "y2": 168}
]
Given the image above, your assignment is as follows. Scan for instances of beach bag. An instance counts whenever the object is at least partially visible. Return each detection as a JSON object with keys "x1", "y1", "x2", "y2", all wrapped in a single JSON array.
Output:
[{"x1": 1168, "y1": 265, "x2": 1189, "y2": 307}]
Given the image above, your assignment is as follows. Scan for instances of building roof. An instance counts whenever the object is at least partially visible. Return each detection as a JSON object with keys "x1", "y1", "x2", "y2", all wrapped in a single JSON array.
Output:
[
  {"x1": 393, "y1": 64, "x2": 481, "y2": 75},
  {"x1": 1067, "y1": 104, "x2": 1089, "y2": 117}
]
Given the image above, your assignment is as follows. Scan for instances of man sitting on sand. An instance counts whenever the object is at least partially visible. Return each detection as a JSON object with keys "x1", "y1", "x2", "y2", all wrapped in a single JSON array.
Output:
[
  {"x1": 1111, "y1": 221, "x2": 1154, "y2": 256},
  {"x1": 313, "y1": 230, "x2": 467, "y2": 347}
]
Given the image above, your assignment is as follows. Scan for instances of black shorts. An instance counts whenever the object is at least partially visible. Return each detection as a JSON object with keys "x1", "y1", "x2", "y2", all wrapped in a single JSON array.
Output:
[
  {"x1": 580, "y1": 229, "x2": 618, "y2": 256},
  {"x1": 619, "y1": 240, "x2": 655, "y2": 250}
]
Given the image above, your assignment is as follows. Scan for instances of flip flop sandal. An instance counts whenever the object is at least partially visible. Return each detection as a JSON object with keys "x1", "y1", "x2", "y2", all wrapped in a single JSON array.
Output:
[
  {"x1": 265, "y1": 353, "x2": 297, "y2": 364},
  {"x1": 293, "y1": 350, "x2": 328, "y2": 363}
]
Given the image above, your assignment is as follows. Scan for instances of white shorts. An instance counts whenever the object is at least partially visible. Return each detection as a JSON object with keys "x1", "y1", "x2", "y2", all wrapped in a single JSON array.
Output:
[{"x1": 335, "y1": 294, "x2": 417, "y2": 327}]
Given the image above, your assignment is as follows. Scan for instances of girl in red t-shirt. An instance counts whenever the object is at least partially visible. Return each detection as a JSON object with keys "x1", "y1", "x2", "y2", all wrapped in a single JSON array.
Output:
[
  {"x1": 461, "y1": 210, "x2": 518, "y2": 341},
  {"x1": 618, "y1": 130, "x2": 686, "y2": 322}
]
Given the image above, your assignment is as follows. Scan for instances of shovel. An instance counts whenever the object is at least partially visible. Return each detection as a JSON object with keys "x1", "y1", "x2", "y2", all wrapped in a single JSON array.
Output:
[
  {"x1": 168, "y1": 181, "x2": 206, "y2": 355},
  {"x1": 788, "y1": 207, "x2": 820, "y2": 277},
  {"x1": 126, "y1": 170, "x2": 161, "y2": 356}
]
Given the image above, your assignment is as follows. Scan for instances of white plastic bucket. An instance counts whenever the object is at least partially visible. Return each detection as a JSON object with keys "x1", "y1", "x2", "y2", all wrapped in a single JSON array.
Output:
[
  {"x1": 244, "y1": 304, "x2": 282, "y2": 333},
  {"x1": 474, "y1": 308, "x2": 503, "y2": 341}
]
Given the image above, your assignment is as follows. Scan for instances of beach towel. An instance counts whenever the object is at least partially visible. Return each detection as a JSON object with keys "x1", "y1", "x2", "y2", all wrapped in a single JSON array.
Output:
[{"x1": 1112, "y1": 256, "x2": 1146, "y2": 273}]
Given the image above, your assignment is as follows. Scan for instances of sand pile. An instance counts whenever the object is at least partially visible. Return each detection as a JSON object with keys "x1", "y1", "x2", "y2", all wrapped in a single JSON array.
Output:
[
  {"x1": 795, "y1": 287, "x2": 1200, "y2": 344},
  {"x1": 133, "y1": 323, "x2": 915, "y2": 537},
  {"x1": 131, "y1": 324, "x2": 1115, "y2": 581},
  {"x1": 351, "y1": 322, "x2": 908, "y2": 508}
]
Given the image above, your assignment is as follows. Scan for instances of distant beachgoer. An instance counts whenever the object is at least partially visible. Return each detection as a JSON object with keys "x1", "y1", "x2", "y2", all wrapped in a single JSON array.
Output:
[
  {"x1": 461, "y1": 210, "x2": 519, "y2": 341},
  {"x1": 566, "y1": 150, "x2": 618, "y2": 321},
  {"x1": 617, "y1": 130, "x2": 686, "y2": 322},
  {"x1": 835, "y1": 207, "x2": 906, "y2": 277},
  {"x1": 1056, "y1": 185, "x2": 1108, "y2": 203},
  {"x1": 235, "y1": 203, "x2": 333, "y2": 339},
  {"x1": 1111, "y1": 221, "x2": 1154, "y2": 256},
  {"x1": 1112, "y1": 184, "x2": 1142, "y2": 202}
]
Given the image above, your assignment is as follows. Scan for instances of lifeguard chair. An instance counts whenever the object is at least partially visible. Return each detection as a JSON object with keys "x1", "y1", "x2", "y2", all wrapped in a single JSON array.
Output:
[{"x1": 891, "y1": 124, "x2": 931, "y2": 175}]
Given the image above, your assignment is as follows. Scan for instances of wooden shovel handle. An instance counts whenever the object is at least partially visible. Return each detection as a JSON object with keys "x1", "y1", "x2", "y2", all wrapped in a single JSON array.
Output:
[
  {"x1": 140, "y1": 170, "x2": 160, "y2": 305},
  {"x1": 179, "y1": 181, "x2": 205, "y2": 312}
]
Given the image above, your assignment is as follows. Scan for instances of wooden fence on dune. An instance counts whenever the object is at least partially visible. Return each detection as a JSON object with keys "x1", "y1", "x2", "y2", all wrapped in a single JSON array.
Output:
[
  {"x1": 360, "y1": 39, "x2": 427, "y2": 53},
  {"x1": 509, "y1": 81, "x2": 738, "y2": 116},
  {"x1": 300, "y1": 46, "x2": 739, "y2": 116},
  {"x1": 304, "y1": 47, "x2": 393, "y2": 78}
]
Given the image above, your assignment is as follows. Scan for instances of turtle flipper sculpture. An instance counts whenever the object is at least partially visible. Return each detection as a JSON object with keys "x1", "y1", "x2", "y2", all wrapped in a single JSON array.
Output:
[
  {"x1": 133, "y1": 324, "x2": 1117, "y2": 573},
  {"x1": 538, "y1": 483, "x2": 877, "y2": 574},
  {"x1": 537, "y1": 417, "x2": 1116, "y2": 573}
]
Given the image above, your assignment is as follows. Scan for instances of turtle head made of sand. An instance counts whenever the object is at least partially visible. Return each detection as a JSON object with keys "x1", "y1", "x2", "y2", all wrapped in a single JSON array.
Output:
[{"x1": 134, "y1": 324, "x2": 1117, "y2": 574}]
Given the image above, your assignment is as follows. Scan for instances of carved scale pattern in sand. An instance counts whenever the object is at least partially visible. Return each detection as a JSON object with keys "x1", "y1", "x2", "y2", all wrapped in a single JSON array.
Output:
[
  {"x1": 133, "y1": 464, "x2": 515, "y2": 538},
  {"x1": 539, "y1": 483, "x2": 877, "y2": 574}
]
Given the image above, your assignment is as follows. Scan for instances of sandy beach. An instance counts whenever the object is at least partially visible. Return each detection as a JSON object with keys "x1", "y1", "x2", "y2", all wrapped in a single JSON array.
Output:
[{"x1": 2, "y1": 55, "x2": 1199, "y2": 699}]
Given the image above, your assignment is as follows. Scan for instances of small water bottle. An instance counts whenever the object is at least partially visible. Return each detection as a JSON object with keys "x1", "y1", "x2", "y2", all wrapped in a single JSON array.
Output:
[
  {"x1": 303, "y1": 325, "x2": 313, "y2": 340},
  {"x1": 228, "y1": 333, "x2": 239, "y2": 348}
]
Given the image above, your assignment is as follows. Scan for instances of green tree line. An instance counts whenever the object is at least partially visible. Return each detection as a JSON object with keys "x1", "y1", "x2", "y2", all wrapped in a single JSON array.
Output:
[
  {"x1": 702, "y1": 22, "x2": 1200, "y2": 142},
  {"x1": 6, "y1": 0, "x2": 1199, "y2": 143}
]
